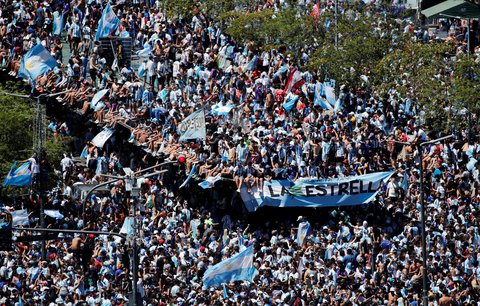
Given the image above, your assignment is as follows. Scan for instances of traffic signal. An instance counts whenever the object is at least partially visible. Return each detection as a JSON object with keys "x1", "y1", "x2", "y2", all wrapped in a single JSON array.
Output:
[
  {"x1": 177, "y1": 154, "x2": 186, "y2": 164},
  {"x1": 177, "y1": 154, "x2": 186, "y2": 171},
  {"x1": 0, "y1": 212, "x2": 13, "y2": 251}
]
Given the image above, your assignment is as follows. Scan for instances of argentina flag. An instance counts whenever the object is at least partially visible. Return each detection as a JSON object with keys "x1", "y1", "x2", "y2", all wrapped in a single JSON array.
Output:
[
  {"x1": 296, "y1": 221, "x2": 311, "y2": 245},
  {"x1": 325, "y1": 83, "x2": 336, "y2": 106},
  {"x1": 211, "y1": 103, "x2": 235, "y2": 116},
  {"x1": 95, "y1": 3, "x2": 120, "y2": 41},
  {"x1": 203, "y1": 245, "x2": 257, "y2": 287},
  {"x1": 136, "y1": 43, "x2": 152, "y2": 57},
  {"x1": 245, "y1": 55, "x2": 258, "y2": 71},
  {"x1": 120, "y1": 217, "x2": 135, "y2": 236},
  {"x1": 3, "y1": 161, "x2": 32, "y2": 187},
  {"x1": 18, "y1": 45, "x2": 57, "y2": 80},
  {"x1": 90, "y1": 89, "x2": 109, "y2": 111},
  {"x1": 314, "y1": 82, "x2": 333, "y2": 110},
  {"x1": 11, "y1": 209, "x2": 30, "y2": 226},
  {"x1": 44, "y1": 210, "x2": 64, "y2": 219},
  {"x1": 52, "y1": 11, "x2": 64, "y2": 36}
]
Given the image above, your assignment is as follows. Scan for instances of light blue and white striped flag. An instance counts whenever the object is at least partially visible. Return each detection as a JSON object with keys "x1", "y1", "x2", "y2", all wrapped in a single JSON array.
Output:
[
  {"x1": 333, "y1": 98, "x2": 343, "y2": 111},
  {"x1": 90, "y1": 89, "x2": 109, "y2": 111},
  {"x1": 11, "y1": 209, "x2": 29, "y2": 226},
  {"x1": 223, "y1": 284, "x2": 228, "y2": 298},
  {"x1": 136, "y1": 43, "x2": 152, "y2": 57},
  {"x1": 120, "y1": 217, "x2": 135, "y2": 236},
  {"x1": 203, "y1": 245, "x2": 256, "y2": 287},
  {"x1": 44, "y1": 210, "x2": 64, "y2": 219},
  {"x1": 245, "y1": 55, "x2": 258, "y2": 71},
  {"x1": 198, "y1": 176, "x2": 222, "y2": 189},
  {"x1": 17, "y1": 44, "x2": 57, "y2": 80},
  {"x1": 3, "y1": 161, "x2": 32, "y2": 187},
  {"x1": 212, "y1": 103, "x2": 235, "y2": 116},
  {"x1": 95, "y1": 3, "x2": 120, "y2": 41},
  {"x1": 314, "y1": 82, "x2": 333, "y2": 110},
  {"x1": 325, "y1": 83, "x2": 336, "y2": 106},
  {"x1": 53, "y1": 11, "x2": 64, "y2": 36},
  {"x1": 296, "y1": 221, "x2": 311, "y2": 245},
  {"x1": 137, "y1": 63, "x2": 146, "y2": 77},
  {"x1": 274, "y1": 65, "x2": 288, "y2": 77}
]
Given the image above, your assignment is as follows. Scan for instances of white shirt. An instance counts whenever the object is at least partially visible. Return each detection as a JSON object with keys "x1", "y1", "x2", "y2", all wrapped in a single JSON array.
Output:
[
  {"x1": 28, "y1": 157, "x2": 40, "y2": 174},
  {"x1": 387, "y1": 180, "x2": 399, "y2": 198},
  {"x1": 60, "y1": 156, "x2": 73, "y2": 172},
  {"x1": 146, "y1": 60, "x2": 155, "y2": 77}
]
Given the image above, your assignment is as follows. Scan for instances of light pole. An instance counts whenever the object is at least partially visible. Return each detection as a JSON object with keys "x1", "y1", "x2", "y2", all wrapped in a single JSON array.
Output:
[
  {"x1": 417, "y1": 134, "x2": 453, "y2": 306},
  {"x1": 81, "y1": 160, "x2": 177, "y2": 220},
  {"x1": 394, "y1": 134, "x2": 454, "y2": 306},
  {"x1": 81, "y1": 159, "x2": 181, "y2": 306}
]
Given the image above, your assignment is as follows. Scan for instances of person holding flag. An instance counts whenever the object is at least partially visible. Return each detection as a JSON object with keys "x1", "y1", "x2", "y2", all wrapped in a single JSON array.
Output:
[
  {"x1": 52, "y1": 9, "x2": 64, "y2": 37},
  {"x1": 296, "y1": 216, "x2": 311, "y2": 246},
  {"x1": 16, "y1": 44, "x2": 58, "y2": 92}
]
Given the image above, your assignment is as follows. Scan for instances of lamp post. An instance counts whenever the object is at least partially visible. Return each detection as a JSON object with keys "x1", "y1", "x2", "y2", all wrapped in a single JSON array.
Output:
[
  {"x1": 82, "y1": 170, "x2": 165, "y2": 306},
  {"x1": 417, "y1": 134, "x2": 453, "y2": 306},
  {"x1": 81, "y1": 157, "x2": 184, "y2": 305},
  {"x1": 394, "y1": 135, "x2": 454, "y2": 306},
  {"x1": 394, "y1": 134, "x2": 454, "y2": 306}
]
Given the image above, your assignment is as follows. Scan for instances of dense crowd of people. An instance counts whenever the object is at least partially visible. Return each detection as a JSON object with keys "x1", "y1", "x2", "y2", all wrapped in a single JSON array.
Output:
[{"x1": 1, "y1": 0, "x2": 480, "y2": 305}]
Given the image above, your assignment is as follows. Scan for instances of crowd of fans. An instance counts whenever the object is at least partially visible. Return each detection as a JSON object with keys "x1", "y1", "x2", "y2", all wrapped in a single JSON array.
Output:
[{"x1": 1, "y1": 0, "x2": 480, "y2": 305}]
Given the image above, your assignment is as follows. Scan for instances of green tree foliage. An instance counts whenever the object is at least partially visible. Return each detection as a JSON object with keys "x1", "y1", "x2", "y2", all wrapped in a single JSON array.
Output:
[
  {"x1": 0, "y1": 92, "x2": 34, "y2": 175},
  {"x1": 0, "y1": 87, "x2": 72, "y2": 190},
  {"x1": 375, "y1": 41, "x2": 457, "y2": 131},
  {"x1": 452, "y1": 55, "x2": 480, "y2": 128},
  {"x1": 222, "y1": 9, "x2": 274, "y2": 45},
  {"x1": 200, "y1": 0, "x2": 252, "y2": 19},
  {"x1": 162, "y1": 0, "x2": 197, "y2": 19},
  {"x1": 222, "y1": 8, "x2": 322, "y2": 58},
  {"x1": 308, "y1": 15, "x2": 405, "y2": 87}
]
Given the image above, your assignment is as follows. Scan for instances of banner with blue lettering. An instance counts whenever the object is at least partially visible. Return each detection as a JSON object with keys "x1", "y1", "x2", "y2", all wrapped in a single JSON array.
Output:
[{"x1": 240, "y1": 172, "x2": 394, "y2": 212}]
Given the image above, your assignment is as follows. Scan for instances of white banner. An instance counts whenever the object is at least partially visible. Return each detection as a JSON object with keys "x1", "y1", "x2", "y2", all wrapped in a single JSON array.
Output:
[
  {"x1": 178, "y1": 109, "x2": 206, "y2": 142},
  {"x1": 91, "y1": 128, "x2": 115, "y2": 148}
]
